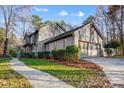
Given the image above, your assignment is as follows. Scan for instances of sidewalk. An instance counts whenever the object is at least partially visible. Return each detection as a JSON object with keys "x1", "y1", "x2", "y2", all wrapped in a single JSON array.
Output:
[{"x1": 10, "y1": 58, "x2": 74, "y2": 88}]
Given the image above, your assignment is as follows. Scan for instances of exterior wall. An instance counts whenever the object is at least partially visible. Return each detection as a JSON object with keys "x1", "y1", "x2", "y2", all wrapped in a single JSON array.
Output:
[
  {"x1": 37, "y1": 41, "x2": 45, "y2": 52},
  {"x1": 66, "y1": 36, "x2": 74, "y2": 47},
  {"x1": 56, "y1": 39, "x2": 64, "y2": 49},
  {"x1": 29, "y1": 24, "x2": 65, "y2": 53},
  {"x1": 74, "y1": 23, "x2": 103, "y2": 57},
  {"x1": 45, "y1": 36, "x2": 74, "y2": 51},
  {"x1": 38, "y1": 24, "x2": 64, "y2": 42},
  {"x1": 49, "y1": 42, "x2": 54, "y2": 51}
]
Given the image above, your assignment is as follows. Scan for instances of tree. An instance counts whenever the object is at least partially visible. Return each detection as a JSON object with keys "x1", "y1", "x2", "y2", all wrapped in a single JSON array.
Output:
[
  {"x1": 8, "y1": 31, "x2": 17, "y2": 49},
  {"x1": 14, "y1": 6, "x2": 32, "y2": 37},
  {"x1": 95, "y1": 5, "x2": 124, "y2": 55},
  {"x1": 44, "y1": 20, "x2": 54, "y2": 25},
  {"x1": 0, "y1": 28, "x2": 4, "y2": 43},
  {"x1": 0, "y1": 5, "x2": 31, "y2": 57},
  {"x1": 107, "y1": 5, "x2": 124, "y2": 54},
  {"x1": 31, "y1": 15, "x2": 43, "y2": 30},
  {"x1": 82, "y1": 16, "x2": 94, "y2": 24}
]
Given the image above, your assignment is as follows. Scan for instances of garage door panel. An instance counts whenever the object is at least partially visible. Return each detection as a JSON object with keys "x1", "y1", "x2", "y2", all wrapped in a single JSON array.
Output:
[{"x1": 79, "y1": 42, "x2": 100, "y2": 57}]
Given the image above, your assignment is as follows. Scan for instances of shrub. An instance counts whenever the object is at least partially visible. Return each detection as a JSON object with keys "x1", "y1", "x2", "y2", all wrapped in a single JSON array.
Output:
[
  {"x1": 104, "y1": 41, "x2": 120, "y2": 49},
  {"x1": 104, "y1": 48, "x2": 113, "y2": 57},
  {"x1": 38, "y1": 52, "x2": 44, "y2": 58},
  {"x1": 44, "y1": 51, "x2": 51, "y2": 58},
  {"x1": 30, "y1": 52, "x2": 35, "y2": 58},
  {"x1": 8, "y1": 49, "x2": 17, "y2": 57},
  {"x1": 25, "y1": 53, "x2": 32, "y2": 58},
  {"x1": 51, "y1": 45, "x2": 80, "y2": 62},
  {"x1": 64, "y1": 45, "x2": 80, "y2": 62},
  {"x1": 51, "y1": 49, "x2": 59, "y2": 59},
  {"x1": 38, "y1": 51, "x2": 51, "y2": 58},
  {"x1": 58, "y1": 49, "x2": 66, "y2": 60}
]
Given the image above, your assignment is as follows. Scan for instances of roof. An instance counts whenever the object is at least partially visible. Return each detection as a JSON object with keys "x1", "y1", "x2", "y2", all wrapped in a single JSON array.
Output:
[{"x1": 44, "y1": 22, "x2": 103, "y2": 44}]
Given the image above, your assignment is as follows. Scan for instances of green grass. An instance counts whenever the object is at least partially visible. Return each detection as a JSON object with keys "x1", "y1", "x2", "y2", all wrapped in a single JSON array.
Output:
[
  {"x1": 112, "y1": 55, "x2": 124, "y2": 58},
  {"x1": 0, "y1": 58, "x2": 31, "y2": 88},
  {"x1": 20, "y1": 58, "x2": 103, "y2": 87}
]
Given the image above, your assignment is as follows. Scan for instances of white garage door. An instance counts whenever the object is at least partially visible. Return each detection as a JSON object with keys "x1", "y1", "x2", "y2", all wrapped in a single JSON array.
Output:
[{"x1": 80, "y1": 42, "x2": 101, "y2": 57}]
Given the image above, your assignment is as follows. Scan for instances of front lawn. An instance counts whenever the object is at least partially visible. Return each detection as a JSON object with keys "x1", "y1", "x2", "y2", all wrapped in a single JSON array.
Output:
[
  {"x1": 111, "y1": 55, "x2": 124, "y2": 58},
  {"x1": 0, "y1": 58, "x2": 31, "y2": 88},
  {"x1": 20, "y1": 58, "x2": 112, "y2": 88}
]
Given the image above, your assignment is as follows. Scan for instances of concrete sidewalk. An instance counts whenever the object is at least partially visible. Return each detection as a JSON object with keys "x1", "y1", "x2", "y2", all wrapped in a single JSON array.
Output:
[{"x1": 10, "y1": 58, "x2": 74, "y2": 88}]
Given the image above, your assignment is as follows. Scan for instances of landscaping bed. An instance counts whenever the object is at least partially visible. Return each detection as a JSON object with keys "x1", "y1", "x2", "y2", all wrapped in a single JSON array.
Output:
[
  {"x1": 0, "y1": 58, "x2": 31, "y2": 88},
  {"x1": 20, "y1": 58, "x2": 112, "y2": 88},
  {"x1": 48, "y1": 59, "x2": 102, "y2": 71}
]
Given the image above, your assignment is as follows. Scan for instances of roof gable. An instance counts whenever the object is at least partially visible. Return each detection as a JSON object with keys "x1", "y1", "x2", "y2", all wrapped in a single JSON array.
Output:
[{"x1": 44, "y1": 22, "x2": 103, "y2": 44}]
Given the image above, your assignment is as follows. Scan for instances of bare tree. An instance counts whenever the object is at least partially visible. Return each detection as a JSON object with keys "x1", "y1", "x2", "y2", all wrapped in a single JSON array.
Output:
[{"x1": 0, "y1": 5, "x2": 32, "y2": 56}]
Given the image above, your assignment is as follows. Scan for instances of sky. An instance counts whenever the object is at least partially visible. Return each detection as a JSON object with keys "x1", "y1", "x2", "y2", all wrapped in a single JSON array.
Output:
[
  {"x1": 31, "y1": 5, "x2": 97, "y2": 26},
  {"x1": 0, "y1": 5, "x2": 97, "y2": 27}
]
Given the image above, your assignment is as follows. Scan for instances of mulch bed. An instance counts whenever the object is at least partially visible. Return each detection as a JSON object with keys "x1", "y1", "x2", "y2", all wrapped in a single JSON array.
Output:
[
  {"x1": 47, "y1": 59, "x2": 103, "y2": 71},
  {"x1": 46, "y1": 58, "x2": 112, "y2": 88}
]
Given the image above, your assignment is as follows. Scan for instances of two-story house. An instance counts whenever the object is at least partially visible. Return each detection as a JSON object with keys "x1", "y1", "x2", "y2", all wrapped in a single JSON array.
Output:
[
  {"x1": 23, "y1": 21, "x2": 104, "y2": 57},
  {"x1": 23, "y1": 23, "x2": 65, "y2": 53}
]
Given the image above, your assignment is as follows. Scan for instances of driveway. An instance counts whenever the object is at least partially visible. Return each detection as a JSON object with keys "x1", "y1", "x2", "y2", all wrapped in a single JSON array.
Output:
[{"x1": 84, "y1": 57, "x2": 124, "y2": 88}]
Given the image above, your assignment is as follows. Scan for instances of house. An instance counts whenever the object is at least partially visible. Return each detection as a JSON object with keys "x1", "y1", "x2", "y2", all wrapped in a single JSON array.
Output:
[
  {"x1": 23, "y1": 23, "x2": 66, "y2": 53},
  {"x1": 23, "y1": 22, "x2": 104, "y2": 57}
]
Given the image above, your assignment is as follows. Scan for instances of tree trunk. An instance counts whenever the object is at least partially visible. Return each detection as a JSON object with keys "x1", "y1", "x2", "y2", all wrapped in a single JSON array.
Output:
[
  {"x1": 3, "y1": 38, "x2": 8, "y2": 57},
  {"x1": 120, "y1": 6, "x2": 124, "y2": 55},
  {"x1": 2, "y1": 28, "x2": 8, "y2": 57}
]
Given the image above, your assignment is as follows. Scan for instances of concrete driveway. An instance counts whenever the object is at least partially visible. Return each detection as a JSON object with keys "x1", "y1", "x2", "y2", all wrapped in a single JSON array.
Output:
[{"x1": 84, "y1": 57, "x2": 124, "y2": 88}]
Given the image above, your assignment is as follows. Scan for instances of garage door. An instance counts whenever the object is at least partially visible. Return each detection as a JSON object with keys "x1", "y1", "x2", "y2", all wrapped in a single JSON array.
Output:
[{"x1": 79, "y1": 42, "x2": 101, "y2": 57}]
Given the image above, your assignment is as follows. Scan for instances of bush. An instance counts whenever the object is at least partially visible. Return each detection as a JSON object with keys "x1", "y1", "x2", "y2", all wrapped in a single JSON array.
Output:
[
  {"x1": 38, "y1": 51, "x2": 51, "y2": 58},
  {"x1": 8, "y1": 49, "x2": 17, "y2": 57},
  {"x1": 38, "y1": 52, "x2": 44, "y2": 58},
  {"x1": 44, "y1": 51, "x2": 51, "y2": 58},
  {"x1": 51, "y1": 49, "x2": 59, "y2": 59},
  {"x1": 66, "y1": 45, "x2": 80, "y2": 54},
  {"x1": 104, "y1": 48, "x2": 113, "y2": 57},
  {"x1": 51, "y1": 45, "x2": 80, "y2": 62},
  {"x1": 25, "y1": 53, "x2": 32, "y2": 58},
  {"x1": 64, "y1": 45, "x2": 80, "y2": 62},
  {"x1": 104, "y1": 41, "x2": 120, "y2": 49},
  {"x1": 30, "y1": 52, "x2": 35, "y2": 58},
  {"x1": 20, "y1": 52, "x2": 26, "y2": 57}
]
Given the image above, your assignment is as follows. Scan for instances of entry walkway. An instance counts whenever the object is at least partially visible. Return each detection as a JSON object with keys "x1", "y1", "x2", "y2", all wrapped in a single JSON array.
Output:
[{"x1": 10, "y1": 58, "x2": 74, "y2": 88}]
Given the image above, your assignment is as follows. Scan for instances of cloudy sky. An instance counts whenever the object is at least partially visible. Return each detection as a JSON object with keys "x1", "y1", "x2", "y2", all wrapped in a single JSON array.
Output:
[
  {"x1": 31, "y1": 5, "x2": 97, "y2": 26},
  {"x1": 0, "y1": 5, "x2": 97, "y2": 27}
]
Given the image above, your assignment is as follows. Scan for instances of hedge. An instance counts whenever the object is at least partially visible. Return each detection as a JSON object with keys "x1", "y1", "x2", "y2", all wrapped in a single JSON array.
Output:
[
  {"x1": 51, "y1": 45, "x2": 80, "y2": 62},
  {"x1": 38, "y1": 51, "x2": 51, "y2": 58},
  {"x1": 20, "y1": 45, "x2": 80, "y2": 61},
  {"x1": 20, "y1": 52, "x2": 35, "y2": 58}
]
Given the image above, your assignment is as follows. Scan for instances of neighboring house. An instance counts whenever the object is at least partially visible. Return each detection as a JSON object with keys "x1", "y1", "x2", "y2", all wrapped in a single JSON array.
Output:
[{"x1": 23, "y1": 22, "x2": 104, "y2": 57}]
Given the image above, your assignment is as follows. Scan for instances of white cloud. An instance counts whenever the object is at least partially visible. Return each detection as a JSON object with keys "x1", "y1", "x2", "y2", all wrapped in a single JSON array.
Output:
[
  {"x1": 71, "y1": 11, "x2": 84, "y2": 17},
  {"x1": 34, "y1": 7, "x2": 48, "y2": 12},
  {"x1": 76, "y1": 11, "x2": 84, "y2": 17},
  {"x1": 58, "y1": 10, "x2": 68, "y2": 16}
]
